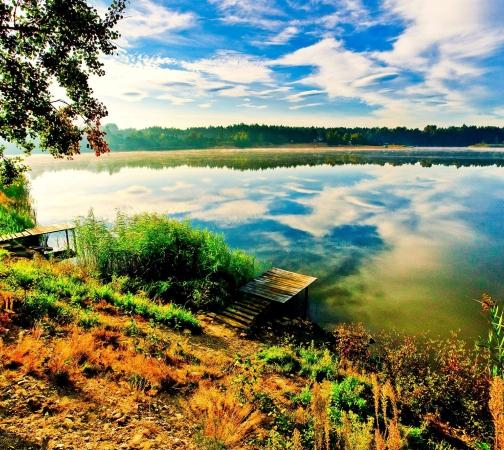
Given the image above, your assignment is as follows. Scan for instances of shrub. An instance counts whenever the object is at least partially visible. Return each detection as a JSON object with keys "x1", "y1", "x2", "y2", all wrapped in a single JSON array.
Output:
[
  {"x1": 298, "y1": 343, "x2": 338, "y2": 381},
  {"x1": 292, "y1": 386, "x2": 313, "y2": 407},
  {"x1": 375, "y1": 332, "x2": 491, "y2": 439},
  {"x1": 336, "y1": 411, "x2": 374, "y2": 450},
  {"x1": 0, "y1": 258, "x2": 200, "y2": 333},
  {"x1": 329, "y1": 377, "x2": 369, "y2": 425}
]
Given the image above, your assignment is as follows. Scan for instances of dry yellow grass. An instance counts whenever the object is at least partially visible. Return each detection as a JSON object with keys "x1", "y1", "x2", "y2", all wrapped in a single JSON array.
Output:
[
  {"x1": 311, "y1": 382, "x2": 331, "y2": 450},
  {"x1": 3, "y1": 327, "x2": 47, "y2": 375},
  {"x1": 0, "y1": 191, "x2": 11, "y2": 206},
  {"x1": 186, "y1": 383, "x2": 263, "y2": 448},
  {"x1": 490, "y1": 376, "x2": 504, "y2": 450}
]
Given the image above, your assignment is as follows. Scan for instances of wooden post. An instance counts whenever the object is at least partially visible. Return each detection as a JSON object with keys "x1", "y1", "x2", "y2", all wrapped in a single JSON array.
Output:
[
  {"x1": 304, "y1": 287, "x2": 309, "y2": 319},
  {"x1": 65, "y1": 230, "x2": 70, "y2": 253},
  {"x1": 71, "y1": 228, "x2": 76, "y2": 254}
]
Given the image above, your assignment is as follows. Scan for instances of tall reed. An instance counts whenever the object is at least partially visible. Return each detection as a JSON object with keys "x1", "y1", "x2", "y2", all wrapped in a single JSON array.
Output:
[{"x1": 75, "y1": 212, "x2": 263, "y2": 309}]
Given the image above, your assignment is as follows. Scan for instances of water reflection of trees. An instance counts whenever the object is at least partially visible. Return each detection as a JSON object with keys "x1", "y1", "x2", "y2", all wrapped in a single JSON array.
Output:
[{"x1": 28, "y1": 150, "x2": 504, "y2": 177}]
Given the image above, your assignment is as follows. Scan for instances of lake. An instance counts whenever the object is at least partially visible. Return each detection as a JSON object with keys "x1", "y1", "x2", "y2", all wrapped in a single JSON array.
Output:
[{"x1": 26, "y1": 148, "x2": 504, "y2": 341}]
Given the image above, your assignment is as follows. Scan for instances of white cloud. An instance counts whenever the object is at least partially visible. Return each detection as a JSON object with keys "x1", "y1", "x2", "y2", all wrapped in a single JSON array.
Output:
[
  {"x1": 274, "y1": 38, "x2": 381, "y2": 102},
  {"x1": 319, "y1": 0, "x2": 377, "y2": 29},
  {"x1": 92, "y1": 55, "x2": 217, "y2": 104},
  {"x1": 209, "y1": 0, "x2": 283, "y2": 29},
  {"x1": 289, "y1": 102, "x2": 324, "y2": 110},
  {"x1": 265, "y1": 26, "x2": 299, "y2": 45},
  {"x1": 285, "y1": 89, "x2": 325, "y2": 103},
  {"x1": 368, "y1": 0, "x2": 504, "y2": 121},
  {"x1": 182, "y1": 52, "x2": 274, "y2": 84},
  {"x1": 118, "y1": 0, "x2": 196, "y2": 44},
  {"x1": 239, "y1": 102, "x2": 268, "y2": 110},
  {"x1": 157, "y1": 93, "x2": 194, "y2": 106},
  {"x1": 218, "y1": 86, "x2": 251, "y2": 98}
]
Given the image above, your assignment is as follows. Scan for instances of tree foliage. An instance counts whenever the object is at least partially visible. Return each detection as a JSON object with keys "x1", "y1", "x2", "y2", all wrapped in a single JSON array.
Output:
[
  {"x1": 98, "y1": 123, "x2": 504, "y2": 151},
  {"x1": 0, "y1": 0, "x2": 126, "y2": 160}
]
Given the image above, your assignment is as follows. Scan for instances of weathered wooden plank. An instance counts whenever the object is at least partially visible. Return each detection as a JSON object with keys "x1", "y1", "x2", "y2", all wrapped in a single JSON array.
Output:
[
  {"x1": 241, "y1": 279, "x2": 302, "y2": 298},
  {"x1": 261, "y1": 273, "x2": 315, "y2": 289},
  {"x1": 262, "y1": 274, "x2": 313, "y2": 288},
  {"x1": 240, "y1": 288, "x2": 291, "y2": 303},
  {"x1": 239, "y1": 267, "x2": 317, "y2": 304},
  {"x1": 269, "y1": 267, "x2": 317, "y2": 283},
  {"x1": 268, "y1": 269, "x2": 317, "y2": 285}
]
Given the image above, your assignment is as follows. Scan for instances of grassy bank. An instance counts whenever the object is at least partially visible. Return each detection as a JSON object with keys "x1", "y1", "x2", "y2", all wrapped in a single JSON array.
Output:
[
  {"x1": 0, "y1": 176, "x2": 35, "y2": 235},
  {"x1": 0, "y1": 214, "x2": 502, "y2": 449}
]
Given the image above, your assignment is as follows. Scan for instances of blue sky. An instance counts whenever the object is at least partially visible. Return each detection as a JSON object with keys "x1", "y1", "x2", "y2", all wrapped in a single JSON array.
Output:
[{"x1": 92, "y1": 0, "x2": 504, "y2": 128}]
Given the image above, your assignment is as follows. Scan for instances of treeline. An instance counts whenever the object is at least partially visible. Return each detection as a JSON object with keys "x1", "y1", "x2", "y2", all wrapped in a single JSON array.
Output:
[{"x1": 93, "y1": 124, "x2": 504, "y2": 151}]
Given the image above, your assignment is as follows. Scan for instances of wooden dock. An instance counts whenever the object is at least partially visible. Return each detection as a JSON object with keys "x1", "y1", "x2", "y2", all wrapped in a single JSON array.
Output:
[
  {"x1": 211, "y1": 268, "x2": 317, "y2": 330},
  {"x1": 0, "y1": 223, "x2": 76, "y2": 259}
]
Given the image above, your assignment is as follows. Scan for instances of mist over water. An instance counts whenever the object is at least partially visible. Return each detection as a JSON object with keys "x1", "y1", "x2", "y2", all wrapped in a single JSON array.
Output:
[{"x1": 27, "y1": 150, "x2": 504, "y2": 340}]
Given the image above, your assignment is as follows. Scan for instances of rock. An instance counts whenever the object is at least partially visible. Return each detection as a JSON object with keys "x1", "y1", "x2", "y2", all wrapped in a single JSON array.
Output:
[
  {"x1": 112, "y1": 411, "x2": 123, "y2": 420},
  {"x1": 63, "y1": 418, "x2": 74, "y2": 429}
]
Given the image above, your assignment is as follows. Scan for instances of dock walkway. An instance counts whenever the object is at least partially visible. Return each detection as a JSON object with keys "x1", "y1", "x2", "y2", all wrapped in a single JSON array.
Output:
[
  {"x1": 0, "y1": 223, "x2": 76, "y2": 258},
  {"x1": 210, "y1": 268, "x2": 317, "y2": 330}
]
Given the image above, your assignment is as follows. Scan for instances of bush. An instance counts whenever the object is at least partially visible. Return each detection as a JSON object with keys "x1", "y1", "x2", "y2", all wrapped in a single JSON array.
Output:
[
  {"x1": 76, "y1": 212, "x2": 263, "y2": 309},
  {"x1": 298, "y1": 342, "x2": 338, "y2": 381},
  {"x1": 329, "y1": 377, "x2": 369, "y2": 424}
]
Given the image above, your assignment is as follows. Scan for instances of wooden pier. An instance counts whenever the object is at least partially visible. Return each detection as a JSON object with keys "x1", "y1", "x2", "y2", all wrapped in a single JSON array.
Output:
[
  {"x1": 211, "y1": 268, "x2": 317, "y2": 330},
  {"x1": 0, "y1": 223, "x2": 76, "y2": 259}
]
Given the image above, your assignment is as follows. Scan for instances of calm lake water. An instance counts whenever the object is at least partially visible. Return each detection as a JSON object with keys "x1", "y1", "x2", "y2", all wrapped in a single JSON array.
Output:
[{"x1": 26, "y1": 148, "x2": 504, "y2": 341}]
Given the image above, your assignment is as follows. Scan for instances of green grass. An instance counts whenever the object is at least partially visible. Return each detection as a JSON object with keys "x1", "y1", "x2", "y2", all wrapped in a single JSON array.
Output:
[
  {"x1": 257, "y1": 345, "x2": 300, "y2": 373},
  {"x1": 0, "y1": 258, "x2": 201, "y2": 332},
  {"x1": 75, "y1": 212, "x2": 264, "y2": 309},
  {"x1": 0, "y1": 176, "x2": 35, "y2": 235}
]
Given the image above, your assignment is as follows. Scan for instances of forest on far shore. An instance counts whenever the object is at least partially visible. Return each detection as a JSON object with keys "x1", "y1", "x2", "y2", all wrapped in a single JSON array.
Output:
[{"x1": 87, "y1": 123, "x2": 504, "y2": 151}]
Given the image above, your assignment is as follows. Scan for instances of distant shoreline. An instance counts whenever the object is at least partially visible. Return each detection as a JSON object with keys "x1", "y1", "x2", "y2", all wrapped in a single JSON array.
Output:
[{"x1": 24, "y1": 144, "x2": 504, "y2": 163}]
